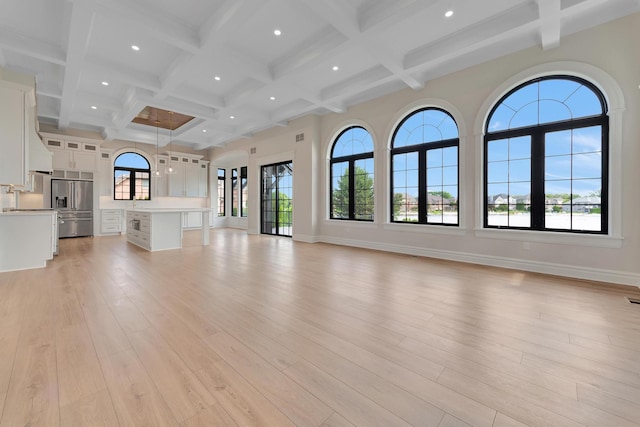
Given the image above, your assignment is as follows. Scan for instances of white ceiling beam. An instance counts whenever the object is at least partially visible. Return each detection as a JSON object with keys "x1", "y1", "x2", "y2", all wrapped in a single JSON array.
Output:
[
  {"x1": 36, "y1": 80, "x2": 62, "y2": 99},
  {"x1": 198, "y1": 0, "x2": 265, "y2": 42},
  {"x1": 171, "y1": 86, "x2": 225, "y2": 110},
  {"x1": 272, "y1": 29, "x2": 348, "y2": 80},
  {"x1": 321, "y1": 65, "x2": 392, "y2": 101},
  {"x1": 223, "y1": 79, "x2": 265, "y2": 107},
  {"x1": 75, "y1": 90, "x2": 122, "y2": 112},
  {"x1": 153, "y1": 0, "x2": 267, "y2": 100},
  {"x1": 218, "y1": 46, "x2": 273, "y2": 84},
  {"x1": 538, "y1": 0, "x2": 562, "y2": 50},
  {"x1": 288, "y1": 0, "x2": 424, "y2": 90},
  {"x1": 404, "y1": 2, "x2": 539, "y2": 70},
  {"x1": 0, "y1": 27, "x2": 66, "y2": 65},
  {"x1": 58, "y1": 0, "x2": 98, "y2": 129},
  {"x1": 359, "y1": 0, "x2": 439, "y2": 32},
  {"x1": 112, "y1": 88, "x2": 148, "y2": 129},
  {"x1": 95, "y1": 0, "x2": 200, "y2": 53},
  {"x1": 84, "y1": 57, "x2": 162, "y2": 92}
]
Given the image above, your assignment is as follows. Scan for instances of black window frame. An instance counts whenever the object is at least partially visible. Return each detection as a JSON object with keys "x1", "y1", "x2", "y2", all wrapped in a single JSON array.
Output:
[
  {"x1": 484, "y1": 75, "x2": 609, "y2": 234},
  {"x1": 113, "y1": 152, "x2": 151, "y2": 201},
  {"x1": 329, "y1": 126, "x2": 375, "y2": 221},
  {"x1": 240, "y1": 166, "x2": 248, "y2": 217},
  {"x1": 217, "y1": 168, "x2": 226, "y2": 217},
  {"x1": 390, "y1": 107, "x2": 460, "y2": 226},
  {"x1": 231, "y1": 168, "x2": 238, "y2": 216}
]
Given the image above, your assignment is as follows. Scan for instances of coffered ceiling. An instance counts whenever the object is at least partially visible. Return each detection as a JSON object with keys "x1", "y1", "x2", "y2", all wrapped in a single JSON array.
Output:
[{"x1": 1, "y1": 0, "x2": 638, "y2": 149}]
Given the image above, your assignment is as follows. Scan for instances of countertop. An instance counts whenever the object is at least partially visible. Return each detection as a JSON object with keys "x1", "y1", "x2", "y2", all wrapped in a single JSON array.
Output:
[
  {"x1": 126, "y1": 208, "x2": 210, "y2": 213},
  {"x1": 0, "y1": 210, "x2": 56, "y2": 216}
]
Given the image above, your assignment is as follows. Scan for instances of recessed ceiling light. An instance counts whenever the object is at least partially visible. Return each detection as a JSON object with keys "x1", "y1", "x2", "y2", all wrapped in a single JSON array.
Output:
[
  {"x1": 101, "y1": 81, "x2": 109, "y2": 86},
  {"x1": 131, "y1": 45, "x2": 140, "y2": 51},
  {"x1": 229, "y1": 115, "x2": 235, "y2": 119},
  {"x1": 270, "y1": 96, "x2": 276, "y2": 101},
  {"x1": 91, "y1": 106, "x2": 97, "y2": 110},
  {"x1": 202, "y1": 129, "x2": 207, "y2": 133},
  {"x1": 274, "y1": 29, "x2": 282, "y2": 36},
  {"x1": 214, "y1": 76, "x2": 221, "y2": 81},
  {"x1": 332, "y1": 66, "x2": 339, "y2": 71},
  {"x1": 445, "y1": 10, "x2": 454, "y2": 17}
]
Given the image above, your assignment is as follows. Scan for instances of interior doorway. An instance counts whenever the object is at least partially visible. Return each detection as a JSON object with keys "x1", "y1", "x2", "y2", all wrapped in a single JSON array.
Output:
[{"x1": 261, "y1": 161, "x2": 293, "y2": 237}]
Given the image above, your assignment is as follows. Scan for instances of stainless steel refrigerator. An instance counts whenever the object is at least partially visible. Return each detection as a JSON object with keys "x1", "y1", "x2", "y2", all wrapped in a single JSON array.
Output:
[{"x1": 51, "y1": 179, "x2": 93, "y2": 238}]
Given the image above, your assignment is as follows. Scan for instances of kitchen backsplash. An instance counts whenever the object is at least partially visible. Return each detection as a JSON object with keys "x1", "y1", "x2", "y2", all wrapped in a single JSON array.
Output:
[{"x1": 0, "y1": 187, "x2": 17, "y2": 211}]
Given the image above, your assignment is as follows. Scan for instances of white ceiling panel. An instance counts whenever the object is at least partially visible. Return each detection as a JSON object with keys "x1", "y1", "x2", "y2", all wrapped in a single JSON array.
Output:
[{"x1": 0, "y1": 0, "x2": 636, "y2": 148}]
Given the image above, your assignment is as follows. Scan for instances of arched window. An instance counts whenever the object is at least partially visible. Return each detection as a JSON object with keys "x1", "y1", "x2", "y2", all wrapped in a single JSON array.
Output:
[
  {"x1": 330, "y1": 126, "x2": 374, "y2": 220},
  {"x1": 391, "y1": 108, "x2": 459, "y2": 225},
  {"x1": 484, "y1": 75, "x2": 608, "y2": 233},
  {"x1": 114, "y1": 152, "x2": 151, "y2": 200}
]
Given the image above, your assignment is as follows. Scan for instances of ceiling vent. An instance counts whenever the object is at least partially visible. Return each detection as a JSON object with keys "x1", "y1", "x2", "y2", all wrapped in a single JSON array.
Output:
[
  {"x1": 295, "y1": 133, "x2": 304, "y2": 142},
  {"x1": 250, "y1": 147, "x2": 256, "y2": 154}
]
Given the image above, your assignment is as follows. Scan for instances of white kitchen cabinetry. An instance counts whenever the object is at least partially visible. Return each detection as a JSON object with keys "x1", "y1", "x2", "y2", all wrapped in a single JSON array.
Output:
[
  {"x1": 0, "y1": 211, "x2": 55, "y2": 272},
  {"x1": 0, "y1": 85, "x2": 27, "y2": 186},
  {"x1": 101, "y1": 209, "x2": 122, "y2": 234},
  {"x1": 99, "y1": 151, "x2": 112, "y2": 196},
  {"x1": 198, "y1": 161, "x2": 209, "y2": 197},
  {"x1": 166, "y1": 153, "x2": 208, "y2": 197},
  {"x1": 182, "y1": 211, "x2": 203, "y2": 229},
  {"x1": 45, "y1": 138, "x2": 99, "y2": 172},
  {"x1": 126, "y1": 210, "x2": 183, "y2": 251}
]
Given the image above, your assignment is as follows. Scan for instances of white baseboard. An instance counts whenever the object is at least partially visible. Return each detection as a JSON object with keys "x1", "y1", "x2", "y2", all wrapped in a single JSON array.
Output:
[
  {"x1": 293, "y1": 234, "x2": 320, "y2": 243},
  {"x1": 319, "y1": 235, "x2": 640, "y2": 289}
]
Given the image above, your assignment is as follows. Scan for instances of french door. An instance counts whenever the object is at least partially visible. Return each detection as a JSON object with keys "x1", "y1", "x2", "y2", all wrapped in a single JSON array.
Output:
[{"x1": 261, "y1": 161, "x2": 293, "y2": 237}]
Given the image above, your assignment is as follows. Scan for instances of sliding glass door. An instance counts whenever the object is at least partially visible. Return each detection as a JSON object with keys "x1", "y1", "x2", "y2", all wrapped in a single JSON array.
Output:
[{"x1": 261, "y1": 161, "x2": 293, "y2": 237}]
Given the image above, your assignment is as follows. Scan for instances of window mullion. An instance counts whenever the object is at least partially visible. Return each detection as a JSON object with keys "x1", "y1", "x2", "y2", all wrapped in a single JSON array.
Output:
[
  {"x1": 348, "y1": 160, "x2": 356, "y2": 219},
  {"x1": 530, "y1": 131, "x2": 545, "y2": 229},
  {"x1": 418, "y1": 148, "x2": 427, "y2": 224}
]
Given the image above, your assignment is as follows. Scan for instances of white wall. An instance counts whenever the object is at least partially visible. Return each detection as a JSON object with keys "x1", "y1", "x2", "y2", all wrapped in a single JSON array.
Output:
[{"x1": 209, "y1": 13, "x2": 640, "y2": 286}]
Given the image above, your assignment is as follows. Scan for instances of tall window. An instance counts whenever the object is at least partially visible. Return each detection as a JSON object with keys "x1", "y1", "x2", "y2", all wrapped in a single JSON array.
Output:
[
  {"x1": 391, "y1": 108, "x2": 459, "y2": 225},
  {"x1": 240, "y1": 166, "x2": 248, "y2": 217},
  {"x1": 217, "y1": 168, "x2": 225, "y2": 216},
  {"x1": 114, "y1": 152, "x2": 151, "y2": 200},
  {"x1": 330, "y1": 127, "x2": 375, "y2": 220},
  {"x1": 231, "y1": 168, "x2": 238, "y2": 216},
  {"x1": 485, "y1": 75, "x2": 608, "y2": 233}
]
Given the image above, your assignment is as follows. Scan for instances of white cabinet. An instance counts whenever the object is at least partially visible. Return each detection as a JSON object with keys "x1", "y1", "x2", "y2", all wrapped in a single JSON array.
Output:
[
  {"x1": 198, "y1": 161, "x2": 209, "y2": 197},
  {"x1": 166, "y1": 153, "x2": 208, "y2": 198},
  {"x1": 99, "y1": 151, "x2": 112, "y2": 196},
  {"x1": 126, "y1": 210, "x2": 183, "y2": 252},
  {"x1": 0, "y1": 84, "x2": 28, "y2": 186},
  {"x1": 45, "y1": 138, "x2": 99, "y2": 172},
  {"x1": 101, "y1": 209, "x2": 122, "y2": 234},
  {"x1": 182, "y1": 211, "x2": 203, "y2": 229}
]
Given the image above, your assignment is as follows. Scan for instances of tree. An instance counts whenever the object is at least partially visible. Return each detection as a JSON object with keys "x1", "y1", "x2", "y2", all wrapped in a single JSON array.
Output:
[
  {"x1": 270, "y1": 191, "x2": 292, "y2": 226},
  {"x1": 393, "y1": 193, "x2": 405, "y2": 217},
  {"x1": 332, "y1": 166, "x2": 374, "y2": 219},
  {"x1": 428, "y1": 191, "x2": 453, "y2": 199}
]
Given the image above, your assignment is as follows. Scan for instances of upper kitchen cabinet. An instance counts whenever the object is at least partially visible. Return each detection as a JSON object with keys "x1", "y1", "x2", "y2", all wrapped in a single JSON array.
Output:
[
  {"x1": 0, "y1": 68, "x2": 52, "y2": 187},
  {"x1": 166, "y1": 152, "x2": 208, "y2": 198},
  {"x1": 42, "y1": 135, "x2": 99, "y2": 176}
]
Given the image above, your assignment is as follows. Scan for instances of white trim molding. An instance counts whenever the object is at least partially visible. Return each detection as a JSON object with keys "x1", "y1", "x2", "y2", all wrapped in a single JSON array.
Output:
[
  {"x1": 473, "y1": 61, "x2": 625, "y2": 242},
  {"x1": 319, "y1": 235, "x2": 640, "y2": 288}
]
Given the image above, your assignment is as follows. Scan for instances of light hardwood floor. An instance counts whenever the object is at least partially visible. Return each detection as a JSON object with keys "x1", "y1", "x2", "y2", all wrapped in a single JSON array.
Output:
[{"x1": 1, "y1": 228, "x2": 639, "y2": 426}]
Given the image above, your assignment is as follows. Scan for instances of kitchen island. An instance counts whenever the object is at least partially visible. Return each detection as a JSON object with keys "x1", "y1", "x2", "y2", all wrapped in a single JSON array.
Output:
[
  {"x1": 126, "y1": 208, "x2": 210, "y2": 252},
  {"x1": 0, "y1": 210, "x2": 56, "y2": 272}
]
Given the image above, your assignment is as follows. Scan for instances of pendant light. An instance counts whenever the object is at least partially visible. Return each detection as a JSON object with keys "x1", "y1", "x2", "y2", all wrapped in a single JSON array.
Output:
[
  {"x1": 165, "y1": 111, "x2": 176, "y2": 175},
  {"x1": 152, "y1": 119, "x2": 162, "y2": 178}
]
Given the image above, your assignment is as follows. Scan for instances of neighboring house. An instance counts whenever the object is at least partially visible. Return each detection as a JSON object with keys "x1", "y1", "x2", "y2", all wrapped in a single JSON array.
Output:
[
  {"x1": 545, "y1": 197, "x2": 566, "y2": 211},
  {"x1": 488, "y1": 194, "x2": 516, "y2": 210},
  {"x1": 563, "y1": 196, "x2": 601, "y2": 213},
  {"x1": 426, "y1": 194, "x2": 444, "y2": 211}
]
